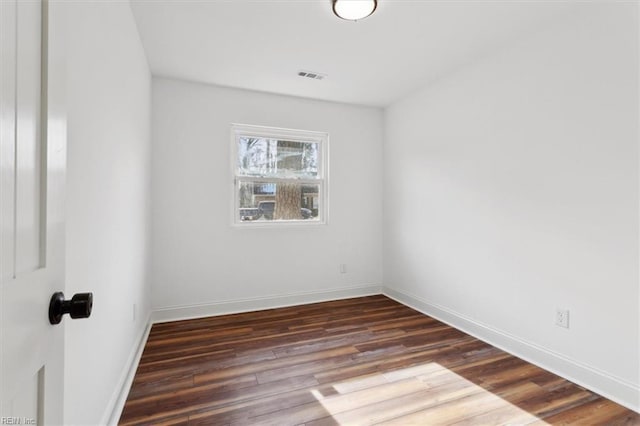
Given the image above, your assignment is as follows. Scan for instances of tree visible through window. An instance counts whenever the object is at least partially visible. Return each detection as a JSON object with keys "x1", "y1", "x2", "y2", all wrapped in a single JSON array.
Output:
[{"x1": 233, "y1": 124, "x2": 327, "y2": 224}]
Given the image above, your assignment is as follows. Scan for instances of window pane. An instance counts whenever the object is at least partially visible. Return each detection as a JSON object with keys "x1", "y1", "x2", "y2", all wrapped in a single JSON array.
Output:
[
  {"x1": 238, "y1": 181, "x2": 320, "y2": 221},
  {"x1": 237, "y1": 137, "x2": 318, "y2": 178}
]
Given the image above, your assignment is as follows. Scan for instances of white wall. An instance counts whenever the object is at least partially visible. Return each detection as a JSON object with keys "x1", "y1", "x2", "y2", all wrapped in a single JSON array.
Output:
[
  {"x1": 65, "y1": 2, "x2": 151, "y2": 424},
  {"x1": 384, "y1": 3, "x2": 639, "y2": 410},
  {"x1": 151, "y1": 78, "x2": 383, "y2": 316}
]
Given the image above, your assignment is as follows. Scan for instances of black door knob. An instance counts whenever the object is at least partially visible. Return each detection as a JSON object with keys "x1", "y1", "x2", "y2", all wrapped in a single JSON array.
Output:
[{"x1": 49, "y1": 292, "x2": 93, "y2": 325}]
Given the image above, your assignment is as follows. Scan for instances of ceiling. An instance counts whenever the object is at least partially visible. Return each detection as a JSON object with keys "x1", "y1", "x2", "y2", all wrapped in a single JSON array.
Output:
[{"x1": 130, "y1": 0, "x2": 577, "y2": 107}]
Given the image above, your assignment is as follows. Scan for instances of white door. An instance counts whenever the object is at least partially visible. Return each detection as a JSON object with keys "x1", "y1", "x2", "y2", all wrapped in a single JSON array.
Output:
[{"x1": 1, "y1": 0, "x2": 67, "y2": 424}]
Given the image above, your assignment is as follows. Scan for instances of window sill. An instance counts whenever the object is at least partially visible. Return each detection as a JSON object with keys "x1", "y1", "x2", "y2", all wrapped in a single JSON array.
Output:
[{"x1": 232, "y1": 219, "x2": 327, "y2": 228}]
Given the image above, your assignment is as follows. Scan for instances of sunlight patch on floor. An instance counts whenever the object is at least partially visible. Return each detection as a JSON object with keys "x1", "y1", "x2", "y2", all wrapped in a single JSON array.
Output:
[{"x1": 310, "y1": 362, "x2": 547, "y2": 425}]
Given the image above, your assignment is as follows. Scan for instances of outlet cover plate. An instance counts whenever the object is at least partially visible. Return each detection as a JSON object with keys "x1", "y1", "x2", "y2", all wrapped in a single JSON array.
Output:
[{"x1": 556, "y1": 308, "x2": 570, "y2": 328}]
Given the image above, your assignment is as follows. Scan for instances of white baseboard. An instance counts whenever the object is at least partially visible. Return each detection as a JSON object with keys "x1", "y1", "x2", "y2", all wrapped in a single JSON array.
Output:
[
  {"x1": 383, "y1": 286, "x2": 640, "y2": 414},
  {"x1": 151, "y1": 284, "x2": 383, "y2": 324},
  {"x1": 101, "y1": 314, "x2": 153, "y2": 426}
]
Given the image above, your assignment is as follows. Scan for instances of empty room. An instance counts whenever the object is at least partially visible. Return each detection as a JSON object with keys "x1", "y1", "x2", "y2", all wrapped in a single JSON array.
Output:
[{"x1": 1, "y1": 0, "x2": 639, "y2": 424}]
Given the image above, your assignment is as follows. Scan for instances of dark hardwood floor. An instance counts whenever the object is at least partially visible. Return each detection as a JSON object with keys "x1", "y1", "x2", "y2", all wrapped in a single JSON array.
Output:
[{"x1": 119, "y1": 295, "x2": 640, "y2": 425}]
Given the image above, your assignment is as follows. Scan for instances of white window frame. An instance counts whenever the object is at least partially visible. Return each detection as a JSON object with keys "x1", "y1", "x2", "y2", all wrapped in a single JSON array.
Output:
[{"x1": 231, "y1": 123, "x2": 329, "y2": 227}]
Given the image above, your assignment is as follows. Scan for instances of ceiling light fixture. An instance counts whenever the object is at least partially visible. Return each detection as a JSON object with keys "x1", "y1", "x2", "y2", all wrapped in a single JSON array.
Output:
[{"x1": 332, "y1": 0, "x2": 377, "y2": 21}]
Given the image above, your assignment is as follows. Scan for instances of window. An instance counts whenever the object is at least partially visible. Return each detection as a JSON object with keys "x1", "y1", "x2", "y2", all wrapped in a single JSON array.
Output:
[{"x1": 232, "y1": 124, "x2": 328, "y2": 225}]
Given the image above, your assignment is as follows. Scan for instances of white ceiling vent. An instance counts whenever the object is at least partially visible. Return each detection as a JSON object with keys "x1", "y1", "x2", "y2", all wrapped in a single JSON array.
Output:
[{"x1": 298, "y1": 70, "x2": 326, "y2": 80}]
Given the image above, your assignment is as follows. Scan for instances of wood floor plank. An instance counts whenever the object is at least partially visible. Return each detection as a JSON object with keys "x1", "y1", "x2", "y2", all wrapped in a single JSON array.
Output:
[
  {"x1": 380, "y1": 381, "x2": 548, "y2": 425},
  {"x1": 121, "y1": 374, "x2": 320, "y2": 425},
  {"x1": 249, "y1": 377, "x2": 430, "y2": 426},
  {"x1": 119, "y1": 296, "x2": 640, "y2": 425},
  {"x1": 127, "y1": 372, "x2": 194, "y2": 400},
  {"x1": 194, "y1": 346, "x2": 360, "y2": 385},
  {"x1": 187, "y1": 380, "x2": 326, "y2": 425}
]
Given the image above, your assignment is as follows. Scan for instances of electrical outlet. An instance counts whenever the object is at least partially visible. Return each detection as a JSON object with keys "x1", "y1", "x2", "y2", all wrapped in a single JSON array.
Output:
[
  {"x1": 555, "y1": 308, "x2": 569, "y2": 328},
  {"x1": 339, "y1": 264, "x2": 347, "y2": 274},
  {"x1": 133, "y1": 303, "x2": 137, "y2": 322}
]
